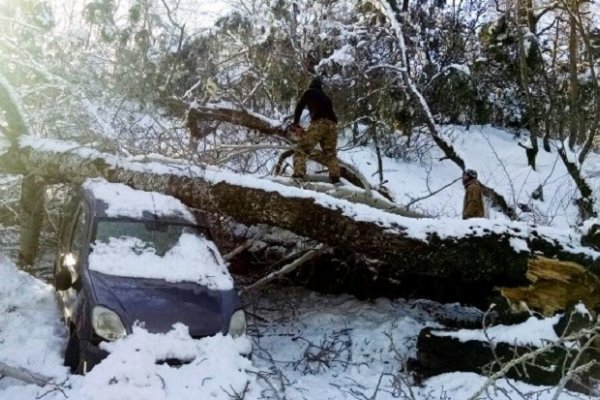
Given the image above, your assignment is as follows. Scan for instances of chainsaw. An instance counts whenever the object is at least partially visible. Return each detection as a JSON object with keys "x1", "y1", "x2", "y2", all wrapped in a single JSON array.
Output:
[{"x1": 287, "y1": 123, "x2": 305, "y2": 140}]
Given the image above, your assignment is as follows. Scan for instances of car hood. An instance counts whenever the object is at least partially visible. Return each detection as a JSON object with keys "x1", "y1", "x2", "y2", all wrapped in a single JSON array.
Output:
[{"x1": 89, "y1": 271, "x2": 239, "y2": 337}]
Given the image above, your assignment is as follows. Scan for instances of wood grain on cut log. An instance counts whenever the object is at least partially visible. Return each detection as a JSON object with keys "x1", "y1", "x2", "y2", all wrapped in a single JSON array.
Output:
[{"x1": 501, "y1": 257, "x2": 600, "y2": 316}]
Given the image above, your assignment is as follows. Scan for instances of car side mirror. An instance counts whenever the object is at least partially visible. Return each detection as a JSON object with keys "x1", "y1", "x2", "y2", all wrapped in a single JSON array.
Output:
[{"x1": 55, "y1": 268, "x2": 73, "y2": 291}]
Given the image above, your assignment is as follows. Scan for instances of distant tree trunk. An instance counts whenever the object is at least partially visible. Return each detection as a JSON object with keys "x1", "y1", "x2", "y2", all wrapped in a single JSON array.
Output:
[
  {"x1": 576, "y1": 12, "x2": 600, "y2": 164},
  {"x1": 401, "y1": 0, "x2": 409, "y2": 12},
  {"x1": 558, "y1": 146, "x2": 595, "y2": 220},
  {"x1": 568, "y1": 1, "x2": 580, "y2": 149},
  {"x1": 525, "y1": 0, "x2": 536, "y2": 33},
  {"x1": 516, "y1": 0, "x2": 539, "y2": 170},
  {"x1": 18, "y1": 175, "x2": 45, "y2": 267},
  {"x1": 371, "y1": 124, "x2": 385, "y2": 184},
  {"x1": 543, "y1": 123, "x2": 551, "y2": 153}
]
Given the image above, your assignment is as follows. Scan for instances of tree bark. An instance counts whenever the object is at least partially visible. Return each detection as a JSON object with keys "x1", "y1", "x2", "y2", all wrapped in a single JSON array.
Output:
[
  {"x1": 18, "y1": 175, "x2": 45, "y2": 267},
  {"x1": 0, "y1": 73, "x2": 29, "y2": 142},
  {"x1": 557, "y1": 146, "x2": 595, "y2": 220},
  {"x1": 568, "y1": 0, "x2": 580, "y2": 149},
  {"x1": 1, "y1": 139, "x2": 600, "y2": 294}
]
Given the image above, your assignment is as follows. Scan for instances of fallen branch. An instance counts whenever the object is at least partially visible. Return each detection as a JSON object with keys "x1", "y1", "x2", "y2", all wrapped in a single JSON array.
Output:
[
  {"x1": 243, "y1": 244, "x2": 325, "y2": 292},
  {"x1": 0, "y1": 361, "x2": 53, "y2": 387},
  {"x1": 404, "y1": 177, "x2": 461, "y2": 211},
  {"x1": 270, "y1": 176, "x2": 424, "y2": 218},
  {"x1": 223, "y1": 225, "x2": 269, "y2": 261}
]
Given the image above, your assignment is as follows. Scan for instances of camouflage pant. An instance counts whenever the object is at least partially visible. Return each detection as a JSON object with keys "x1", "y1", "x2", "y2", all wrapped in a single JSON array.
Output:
[{"x1": 293, "y1": 119, "x2": 340, "y2": 180}]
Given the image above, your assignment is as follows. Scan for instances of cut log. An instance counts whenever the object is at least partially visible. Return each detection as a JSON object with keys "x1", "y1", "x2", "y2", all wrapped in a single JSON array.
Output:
[
  {"x1": 412, "y1": 327, "x2": 599, "y2": 392},
  {"x1": 412, "y1": 304, "x2": 600, "y2": 394},
  {"x1": 501, "y1": 257, "x2": 600, "y2": 316}
]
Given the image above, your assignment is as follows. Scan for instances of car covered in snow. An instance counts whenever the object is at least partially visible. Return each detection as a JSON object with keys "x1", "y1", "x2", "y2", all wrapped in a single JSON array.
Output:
[{"x1": 53, "y1": 178, "x2": 246, "y2": 373}]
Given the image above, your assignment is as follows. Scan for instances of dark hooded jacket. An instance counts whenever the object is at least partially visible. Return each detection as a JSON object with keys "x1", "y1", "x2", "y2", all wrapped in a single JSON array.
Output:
[{"x1": 293, "y1": 79, "x2": 338, "y2": 124}]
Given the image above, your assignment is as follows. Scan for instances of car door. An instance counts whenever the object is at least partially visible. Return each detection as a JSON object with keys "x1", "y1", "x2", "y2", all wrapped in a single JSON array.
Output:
[{"x1": 57, "y1": 203, "x2": 89, "y2": 324}]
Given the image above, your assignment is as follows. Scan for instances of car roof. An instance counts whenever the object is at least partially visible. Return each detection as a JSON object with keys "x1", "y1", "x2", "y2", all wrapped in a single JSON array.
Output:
[{"x1": 79, "y1": 179, "x2": 206, "y2": 226}]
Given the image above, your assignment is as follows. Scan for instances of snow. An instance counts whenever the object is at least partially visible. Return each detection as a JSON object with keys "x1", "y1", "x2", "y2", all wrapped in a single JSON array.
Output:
[
  {"x1": 448, "y1": 63, "x2": 471, "y2": 76},
  {"x1": 75, "y1": 325, "x2": 252, "y2": 400},
  {"x1": 0, "y1": 256, "x2": 596, "y2": 400},
  {"x1": 433, "y1": 315, "x2": 561, "y2": 347},
  {"x1": 325, "y1": 44, "x2": 355, "y2": 67},
  {"x1": 89, "y1": 233, "x2": 234, "y2": 290},
  {"x1": 0, "y1": 254, "x2": 68, "y2": 381},
  {"x1": 83, "y1": 178, "x2": 195, "y2": 223},
  {"x1": 509, "y1": 237, "x2": 530, "y2": 253},
  {"x1": 574, "y1": 302, "x2": 593, "y2": 320}
]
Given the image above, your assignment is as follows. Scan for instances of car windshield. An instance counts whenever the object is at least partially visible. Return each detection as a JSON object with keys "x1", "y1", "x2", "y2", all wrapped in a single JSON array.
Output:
[
  {"x1": 94, "y1": 220, "x2": 206, "y2": 257},
  {"x1": 88, "y1": 219, "x2": 234, "y2": 290}
]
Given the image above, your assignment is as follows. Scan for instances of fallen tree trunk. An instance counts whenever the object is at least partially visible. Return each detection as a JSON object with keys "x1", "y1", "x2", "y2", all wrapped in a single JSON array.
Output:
[
  {"x1": 412, "y1": 326, "x2": 600, "y2": 394},
  {"x1": 412, "y1": 298, "x2": 600, "y2": 395},
  {"x1": 269, "y1": 176, "x2": 424, "y2": 218},
  {"x1": 0, "y1": 138, "x2": 599, "y2": 296}
]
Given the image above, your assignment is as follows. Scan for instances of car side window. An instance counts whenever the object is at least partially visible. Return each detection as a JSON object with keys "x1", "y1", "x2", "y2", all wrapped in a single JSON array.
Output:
[
  {"x1": 62, "y1": 205, "x2": 87, "y2": 290},
  {"x1": 70, "y1": 207, "x2": 87, "y2": 258}
]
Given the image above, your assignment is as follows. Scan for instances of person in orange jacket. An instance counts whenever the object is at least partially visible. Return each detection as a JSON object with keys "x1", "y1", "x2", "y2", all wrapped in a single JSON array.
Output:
[{"x1": 462, "y1": 169, "x2": 485, "y2": 219}]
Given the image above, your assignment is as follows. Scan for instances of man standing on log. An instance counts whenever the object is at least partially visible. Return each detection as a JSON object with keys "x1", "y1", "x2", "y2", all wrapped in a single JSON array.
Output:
[
  {"x1": 462, "y1": 169, "x2": 485, "y2": 219},
  {"x1": 291, "y1": 76, "x2": 341, "y2": 184}
]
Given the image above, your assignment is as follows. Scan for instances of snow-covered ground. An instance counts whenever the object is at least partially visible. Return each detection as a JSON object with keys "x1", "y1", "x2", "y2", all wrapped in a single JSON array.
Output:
[
  {"x1": 0, "y1": 255, "x2": 595, "y2": 400},
  {"x1": 338, "y1": 125, "x2": 600, "y2": 228}
]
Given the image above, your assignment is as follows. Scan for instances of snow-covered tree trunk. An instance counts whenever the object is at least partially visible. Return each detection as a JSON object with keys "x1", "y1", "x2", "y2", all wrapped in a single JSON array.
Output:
[
  {"x1": 18, "y1": 175, "x2": 45, "y2": 267},
  {"x1": 1, "y1": 138, "x2": 599, "y2": 300}
]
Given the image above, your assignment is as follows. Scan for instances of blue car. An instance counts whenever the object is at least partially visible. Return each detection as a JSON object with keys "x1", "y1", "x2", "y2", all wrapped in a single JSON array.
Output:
[{"x1": 54, "y1": 179, "x2": 246, "y2": 373}]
